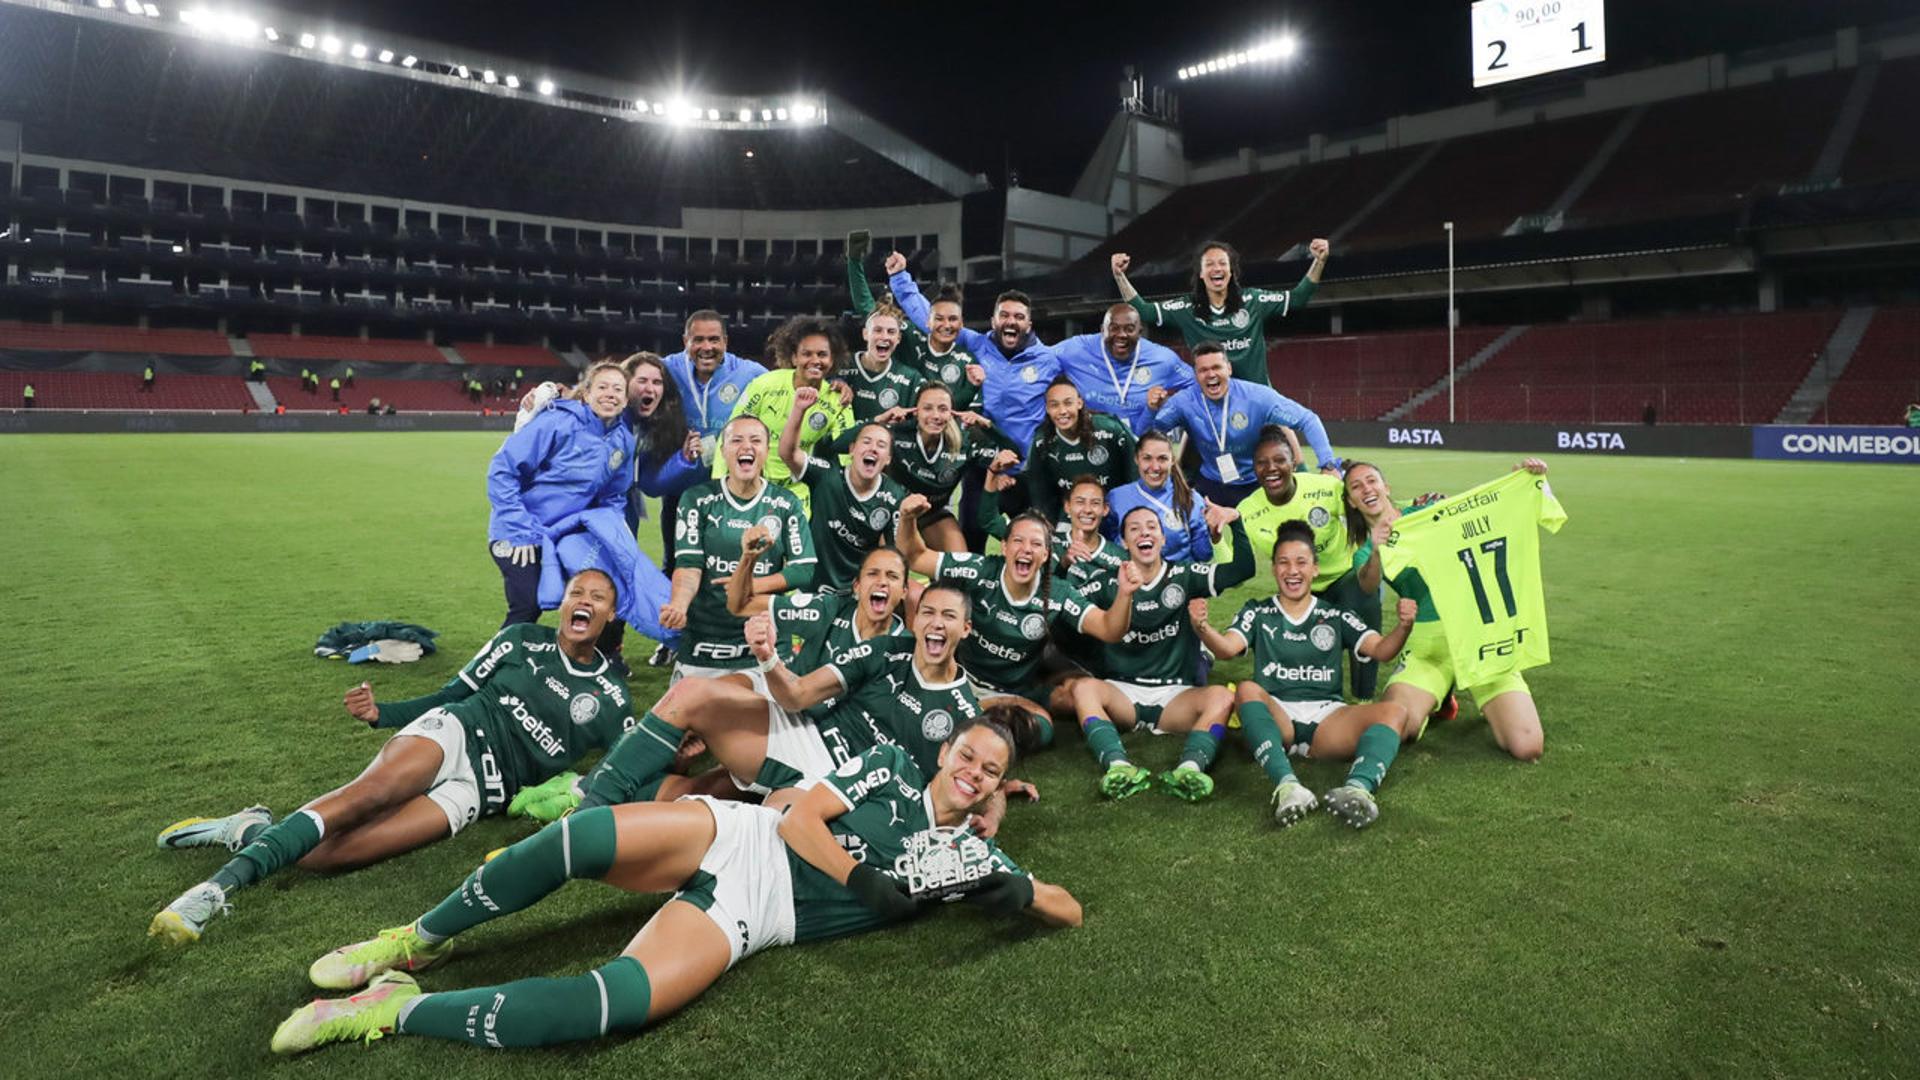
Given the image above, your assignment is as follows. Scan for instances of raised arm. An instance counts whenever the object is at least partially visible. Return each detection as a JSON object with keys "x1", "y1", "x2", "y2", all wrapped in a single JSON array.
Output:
[
  {"x1": 1109, "y1": 252, "x2": 1141, "y2": 303},
  {"x1": 847, "y1": 232, "x2": 878, "y2": 317},
  {"x1": 1186, "y1": 598, "x2": 1246, "y2": 660},
  {"x1": 750, "y1": 614, "x2": 855, "y2": 712},
  {"x1": 1078, "y1": 563, "x2": 1139, "y2": 643},
  {"x1": 893, "y1": 494, "x2": 942, "y2": 577},
  {"x1": 1213, "y1": 517, "x2": 1255, "y2": 592},
  {"x1": 778, "y1": 385, "x2": 819, "y2": 476},
  {"x1": 885, "y1": 257, "x2": 932, "y2": 335},
  {"x1": 1360, "y1": 598, "x2": 1419, "y2": 664}
]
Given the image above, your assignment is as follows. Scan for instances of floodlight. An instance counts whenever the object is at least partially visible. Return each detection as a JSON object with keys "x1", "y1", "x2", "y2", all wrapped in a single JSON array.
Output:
[
  {"x1": 737, "y1": 108, "x2": 752, "y2": 122},
  {"x1": 123, "y1": 0, "x2": 140, "y2": 13},
  {"x1": 1275, "y1": 34, "x2": 1298, "y2": 59},
  {"x1": 178, "y1": 8, "x2": 200, "y2": 24},
  {"x1": 263, "y1": 27, "x2": 279, "y2": 41},
  {"x1": 298, "y1": 32, "x2": 315, "y2": 48},
  {"x1": 455, "y1": 64, "x2": 470, "y2": 78},
  {"x1": 504, "y1": 75, "x2": 520, "y2": 89},
  {"x1": 538, "y1": 79, "x2": 555, "y2": 96},
  {"x1": 745, "y1": 149, "x2": 755, "y2": 158},
  {"x1": 171, "y1": 244, "x2": 184, "y2": 253},
  {"x1": 142, "y1": 2, "x2": 158, "y2": 15},
  {"x1": 706, "y1": 108, "x2": 720, "y2": 120},
  {"x1": 400, "y1": 55, "x2": 418, "y2": 67},
  {"x1": 320, "y1": 35, "x2": 341, "y2": 55},
  {"x1": 482, "y1": 69, "x2": 497, "y2": 84},
  {"x1": 651, "y1": 101, "x2": 666, "y2": 116},
  {"x1": 349, "y1": 43, "x2": 368, "y2": 59},
  {"x1": 775, "y1": 107, "x2": 788, "y2": 120},
  {"x1": 795, "y1": 102, "x2": 817, "y2": 121},
  {"x1": 377, "y1": 49, "x2": 394, "y2": 62},
  {"x1": 95, "y1": 0, "x2": 113, "y2": 8}
]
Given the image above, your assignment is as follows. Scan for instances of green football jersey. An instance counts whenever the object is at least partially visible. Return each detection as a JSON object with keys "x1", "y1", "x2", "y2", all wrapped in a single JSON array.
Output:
[
  {"x1": 1379, "y1": 470, "x2": 1566, "y2": 687},
  {"x1": 1227, "y1": 597, "x2": 1376, "y2": 703},
  {"x1": 1228, "y1": 472, "x2": 1352, "y2": 591},
  {"x1": 444, "y1": 623, "x2": 636, "y2": 808},
  {"x1": 933, "y1": 552, "x2": 1093, "y2": 692},
  {"x1": 1084, "y1": 557, "x2": 1233, "y2": 686},
  {"x1": 674, "y1": 477, "x2": 817, "y2": 669},
  {"x1": 1129, "y1": 275, "x2": 1317, "y2": 386},
  {"x1": 792, "y1": 455, "x2": 905, "y2": 592},
  {"x1": 872, "y1": 422, "x2": 1005, "y2": 506},
  {"x1": 846, "y1": 353, "x2": 924, "y2": 423},
  {"x1": 716, "y1": 370, "x2": 854, "y2": 486},
  {"x1": 769, "y1": 589, "x2": 903, "y2": 675},
  {"x1": 785, "y1": 744, "x2": 1027, "y2": 943},
  {"x1": 1054, "y1": 533, "x2": 1127, "y2": 673},
  {"x1": 904, "y1": 338, "x2": 981, "y2": 412},
  {"x1": 1351, "y1": 535, "x2": 1437, "y2": 622},
  {"x1": 815, "y1": 635, "x2": 980, "y2": 778},
  {"x1": 1023, "y1": 412, "x2": 1137, "y2": 519}
]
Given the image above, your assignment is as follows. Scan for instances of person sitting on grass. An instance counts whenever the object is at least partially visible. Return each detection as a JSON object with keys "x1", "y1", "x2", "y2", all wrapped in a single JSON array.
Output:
[
  {"x1": 269, "y1": 712, "x2": 1080, "y2": 1055},
  {"x1": 1190, "y1": 521, "x2": 1420, "y2": 830},
  {"x1": 149, "y1": 570, "x2": 651, "y2": 946}
]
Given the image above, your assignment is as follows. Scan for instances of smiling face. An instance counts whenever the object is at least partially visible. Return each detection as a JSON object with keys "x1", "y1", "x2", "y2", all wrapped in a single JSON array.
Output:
[
  {"x1": 793, "y1": 333, "x2": 835, "y2": 385},
  {"x1": 929, "y1": 300, "x2": 962, "y2": 348},
  {"x1": 991, "y1": 299, "x2": 1031, "y2": 351},
  {"x1": 912, "y1": 585, "x2": 971, "y2": 667},
  {"x1": 933, "y1": 723, "x2": 1010, "y2": 812},
  {"x1": 1136, "y1": 436, "x2": 1173, "y2": 488},
  {"x1": 1195, "y1": 351, "x2": 1232, "y2": 401},
  {"x1": 863, "y1": 312, "x2": 900, "y2": 363},
  {"x1": 1003, "y1": 518, "x2": 1051, "y2": 589},
  {"x1": 1345, "y1": 464, "x2": 1391, "y2": 520},
  {"x1": 1273, "y1": 539, "x2": 1315, "y2": 602},
  {"x1": 855, "y1": 549, "x2": 906, "y2": 625},
  {"x1": 1199, "y1": 245, "x2": 1233, "y2": 297},
  {"x1": 585, "y1": 368, "x2": 628, "y2": 420},
  {"x1": 1102, "y1": 306, "x2": 1141, "y2": 359},
  {"x1": 1044, "y1": 382, "x2": 1082, "y2": 433},
  {"x1": 1121, "y1": 506, "x2": 1165, "y2": 564},
  {"x1": 849, "y1": 424, "x2": 892, "y2": 483},
  {"x1": 685, "y1": 318, "x2": 727, "y2": 377},
  {"x1": 559, "y1": 570, "x2": 617, "y2": 645},
  {"x1": 722, "y1": 417, "x2": 768, "y2": 482},
  {"x1": 1067, "y1": 481, "x2": 1108, "y2": 533},
  {"x1": 627, "y1": 362, "x2": 665, "y2": 418},
  {"x1": 1255, "y1": 438, "x2": 1296, "y2": 499},
  {"x1": 916, "y1": 386, "x2": 953, "y2": 437}
]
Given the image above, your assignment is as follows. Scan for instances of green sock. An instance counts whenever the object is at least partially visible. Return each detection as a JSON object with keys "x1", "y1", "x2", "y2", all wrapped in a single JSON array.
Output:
[
  {"x1": 416, "y1": 807, "x2": 619, "y2": 940},
  {"x1": 210, "y1": 809, "x2": 323, "y2": 893},
  {"x1": 1179, "y1": 723, "x2": 1226, "y2": 771},
  {"x1": 580, "y1": 712, "x2": 683, "y2": 809},
  {"x1": 1080, "y1": 716, "x2": 1128, "y2": 769},
  {"x1": 1027, "y1": 711, "x2": 1055, "y2": 750},
  {"x1": 399, "y1": 955, "x2": 651, "y2": 1048},
  {"x1": 1237, "y1": 701, "x2": 1296, "y2": 785},
  {"x1": 1346, "y1": 723, "x2": 1401, "y2": 793}
]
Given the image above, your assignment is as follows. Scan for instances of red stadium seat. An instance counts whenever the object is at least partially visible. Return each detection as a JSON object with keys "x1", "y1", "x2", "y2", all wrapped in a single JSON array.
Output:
[{"x1": 0, "y1": 370, "x2": 254, "y2": 410}]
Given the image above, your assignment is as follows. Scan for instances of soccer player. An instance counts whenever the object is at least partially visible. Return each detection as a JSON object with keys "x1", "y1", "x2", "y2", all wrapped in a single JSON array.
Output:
[
  {"x1": 269, "y1": 715, "x2": 1080, "y2": 1054},
  {"x1": 1228, "y1": 426, "x2": 1381, "y2": 697},
  {"x1": 1149, "y1": 342, "x2": 1339, "y2": 507},
  {"x1": 720, "y1": 316, "x2": 855, "y2": 496},
  {"x1": 1346, "y1": 459, "x2": 1558, "y2": 762},
  {"x1": 844, "y1": 307, "x2": 920, "y2": 423},
  {"x1": 1192, "y1": 522, "x2": 1421, "y2": 830},
  {"x1": 728, "y1": 546, "x2": 908, "y2": 677},
  {"x1": 1060, "y1": 506, "x2": 1254, "y2": 801},
  {"x1": 888, "y1": 261, "x2": 1059, "y2": 449},
  {"x1": 899, "y1": 495, "x2": 1138, "y2": 752},
  {"x1": 149, "y1": 570, "x2": 641, "y2": 946},
  {"x1": 485, "y1": 362, "x2": 637, "y2": 627},
  {"x1": 662, "y1": 415, "x2": 817, "y2": 679},
  {"x1": 1106, "y1": 429, "x2": 1228, "y2": 563},
  {"x1": 1052, "y1": 303, "x2": 1194, "y2": 436},
  {"x1": 1022, "y1": 376, "x2": 1137, "y2": 523},
  {"x1": 1111, "y1": 238, "x2": 1329, "y2": 386},
  {"x1": 861, "y1": 381, "x2": 1015, "y2": 553},
  {"x1": 850, "y1": 241, "x2": 981, "y2": 412},
  {"x1": 776, "y1": 386, "x2": 905, "y2": 593}
]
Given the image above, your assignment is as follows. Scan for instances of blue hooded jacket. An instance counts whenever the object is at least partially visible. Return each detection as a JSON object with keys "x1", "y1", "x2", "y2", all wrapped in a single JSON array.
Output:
[
  {"x1": 889, "y1": 270, "x2": 1059, "y2": 447},
  {"x1": 488, "y1": 399, "x2": 637, "y2": 547},
  {"x1": 1152, "y1": 377, "x2": 1336, "y2": 481},
  {"x1": 664, "y1": 350, "x2": 768, "y2": 441}
]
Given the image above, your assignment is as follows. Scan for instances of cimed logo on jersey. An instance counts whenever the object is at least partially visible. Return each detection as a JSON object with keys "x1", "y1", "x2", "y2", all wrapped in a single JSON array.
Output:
[
  {"x1": 1309, "y1": 624, "x2": 1337, "y2": 651},
  {"x1": 895, "y1": 825, "x2": 998, "y2": 899}
]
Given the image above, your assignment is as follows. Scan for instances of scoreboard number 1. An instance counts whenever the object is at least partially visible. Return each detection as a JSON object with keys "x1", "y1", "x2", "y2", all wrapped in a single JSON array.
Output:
[{"x1": 1471, "y1": 0, "x2": 1607, "y2": 89}]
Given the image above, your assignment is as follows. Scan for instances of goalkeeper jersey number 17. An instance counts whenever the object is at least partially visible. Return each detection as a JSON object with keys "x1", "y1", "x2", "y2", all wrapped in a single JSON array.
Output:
[{"x1": 1378, "y1": 469, "x2": 1566, "y2": 688}]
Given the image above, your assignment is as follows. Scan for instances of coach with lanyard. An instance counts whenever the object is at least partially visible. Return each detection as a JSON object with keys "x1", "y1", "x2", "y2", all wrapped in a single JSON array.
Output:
[
  {"x1": 1053, "y1": 303, "x2": 1194, "y2": 436},
  {"x1": 1149, "y1": 342, "x2": 1340, "y2": 507}
]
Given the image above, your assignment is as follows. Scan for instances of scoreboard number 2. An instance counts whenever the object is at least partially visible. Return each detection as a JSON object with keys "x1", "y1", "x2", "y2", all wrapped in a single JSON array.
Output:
[{"x1": 1472, "y1": 0, "x2": 1607, "y2": 89}]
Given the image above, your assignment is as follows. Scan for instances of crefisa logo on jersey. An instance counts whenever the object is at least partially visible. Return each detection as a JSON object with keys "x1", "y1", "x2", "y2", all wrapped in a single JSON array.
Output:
[
  {"x1": 1556, "y1": 430, "x2": 1626, "y2": 451},
  {"x1": 1309, "y1": 624, "x2": 1337, "y2": 651},
  {"x1": 568, "y1": 693, "x2": 601, "y2": 725},
  {"x1": 1389, "y1": 428, "x2": 1445, "y2": 445},
  {"x1": 1019, "y1": 612, "x2": 1047, "y2": 640},
  {"x1": 921, "y1": 709, "x2": 954, "y2": 741}
]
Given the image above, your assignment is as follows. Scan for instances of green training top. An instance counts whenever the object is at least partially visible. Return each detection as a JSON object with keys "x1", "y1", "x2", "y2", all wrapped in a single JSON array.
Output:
[
  {"x1": 1023, "y1": 412, "x2": 1137, "y2": 521},
  {"x1": 674, "y1": 477, "x2": 817, "y2": 668},
  {"x1": 791, "y1": 454, "x2": 905, "y2": 592},
  {"x1": 850, "y1": 260, "x2": 980, "y2": 412},
  {"x1": 1081, "y1": 520, "x2": 1254, "y2": 686},
  {"x1": 1226, "y1": 596, "x2": 1377, "y2": 703},
  {"x1": 933, "y1": 552, "x2": 1093, "y2": 693}
]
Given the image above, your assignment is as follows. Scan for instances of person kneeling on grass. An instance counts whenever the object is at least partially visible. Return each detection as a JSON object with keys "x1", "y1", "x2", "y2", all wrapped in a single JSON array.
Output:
[
  {"x1": 1190, "y1": 521, "x2": 1419, "y2": 830},
  {"x1": 269, "y1": 713, "x2": 1082, "y2": 1054},
  {"x1": 149, "y1": 569, "x2": 660, "y2": 946}
]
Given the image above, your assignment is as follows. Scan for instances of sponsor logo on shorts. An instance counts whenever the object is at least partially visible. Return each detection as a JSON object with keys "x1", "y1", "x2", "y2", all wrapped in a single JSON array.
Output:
[
  {"x1": 921, "y1": 709, "x2": 954, "y2": 741},
  {"x1": 415, "y1": 713, "x2": 445, "y2": 732},
  {"x1": 1019, "y1": 612, "x2": 1047, "y2": 640},
  {"x1": 1310, "y1": 624, "x2": 1337, "y2": 651},
  {"x1": 568, "y1": 693, "x2": 601, "y2": 725}
]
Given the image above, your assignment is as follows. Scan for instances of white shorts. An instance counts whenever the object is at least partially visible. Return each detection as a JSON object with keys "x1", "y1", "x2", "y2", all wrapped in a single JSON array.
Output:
[
  {"x1": 750, "y1": 701, "x2": 836, "y2": 794},
  {"x1": 1276, "y1": 699, "x2": 1347, "y2": 728},
  {"x1": 673, "y1": 663, "x2": 770, "y2": 695},
  {"x1": 672, "y1": 797, "x2": 797, "y2": 968},
  {"x1": 1109, "y1": 680, "x2": 1191, "y2": 730},
  {"x1": 391, "y1": 709, "x2": 488, "y2": 835},
  {"x1": 968, "y1": 677, "x2": 1015, "y2": 702}
]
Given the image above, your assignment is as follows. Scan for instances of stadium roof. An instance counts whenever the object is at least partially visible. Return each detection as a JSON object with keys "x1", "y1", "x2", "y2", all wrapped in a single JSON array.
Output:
[{"x1": 0, "y1": 0, "x2": 984, "y2": 222}]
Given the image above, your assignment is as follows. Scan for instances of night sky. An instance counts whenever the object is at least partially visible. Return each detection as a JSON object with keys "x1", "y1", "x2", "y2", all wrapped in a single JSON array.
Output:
[{"x1": 305, "y1": 0, "x2": 1918, "y2": 193}]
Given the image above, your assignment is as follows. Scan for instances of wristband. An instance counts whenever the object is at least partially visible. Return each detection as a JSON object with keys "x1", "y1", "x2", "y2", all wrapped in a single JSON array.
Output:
[{"x1": 756, "y1": 654, "x2": 779, "y2": 673}]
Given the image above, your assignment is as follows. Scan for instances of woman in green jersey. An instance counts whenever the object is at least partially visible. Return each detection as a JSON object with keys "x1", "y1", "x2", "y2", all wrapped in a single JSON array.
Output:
[
  {"x1": 269, "y1": 712, "x2": 1081, "y2": 1055},
  {"x1": 1344, "y1": 459, "x2": 1548, "y2": 762},
  {"x1": 869, "y1": 380, "x2": 1014, "y2": 553},
  {"x1": 724, "y1": 316, "x2": 855, "y2": 494},
  {"x1": 1023, "y1": 375, "x2": 1137, "y2": 522},
  {"x1": 1110, "y1": 238, "x2": 1330, "y2": 386}
]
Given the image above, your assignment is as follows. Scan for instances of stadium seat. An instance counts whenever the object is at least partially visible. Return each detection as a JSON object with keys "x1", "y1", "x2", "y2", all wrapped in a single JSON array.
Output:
[
  {"x1": 1822, "y1": 307, "x2": 1920, "y2": 424},
  {"x1": 0, "y1": 370, "x2": 254, "y2": 410}
]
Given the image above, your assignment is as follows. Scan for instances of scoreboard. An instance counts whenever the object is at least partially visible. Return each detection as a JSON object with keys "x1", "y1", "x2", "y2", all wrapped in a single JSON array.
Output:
[{"x1": 1471, "y1": 0, "x2": 1607, "y2": 89}]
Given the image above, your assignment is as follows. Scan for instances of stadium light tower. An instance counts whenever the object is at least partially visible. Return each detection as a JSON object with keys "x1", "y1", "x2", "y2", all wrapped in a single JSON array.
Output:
[{"x1": 1177, "y1": 33, "x2": 1299, "y2": 80}]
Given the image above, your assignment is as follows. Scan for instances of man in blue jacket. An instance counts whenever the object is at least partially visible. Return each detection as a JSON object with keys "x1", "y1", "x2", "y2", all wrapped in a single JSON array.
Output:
[
  {"x1": 487, "y1": 363, "x2": 638, "y2": 627},
  {"x1": 1148, "y1": 342, "x2": 1339, "y2": 507},
  {"x1": 887, "y1": 265, "x2": 1059, "y2": 449},
  {"x1": 1054, "y1": 304, "x2": 1194, "y2": 436}
]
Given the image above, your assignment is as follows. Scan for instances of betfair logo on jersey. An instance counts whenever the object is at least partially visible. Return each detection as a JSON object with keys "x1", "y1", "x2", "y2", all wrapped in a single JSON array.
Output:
[
  {"x1": 1556, "y1": 430, "x2": 1627, "y2": 451},
  {"x1": 496, "y1": 694, "x2": 565, "y2": 757},
  {"x1": 1262, "y1": 661, "x2": 1337, "y2": 683},
  {"x1": 1126, "y1": 620, "x2": 1183, "y2": 646},
  {"x1": 1389, "y1": 428, "x2": 1445, "y2": 445},
  {"x1": 1476, "y1": 626, "x2": 1530, "y2": 660}
]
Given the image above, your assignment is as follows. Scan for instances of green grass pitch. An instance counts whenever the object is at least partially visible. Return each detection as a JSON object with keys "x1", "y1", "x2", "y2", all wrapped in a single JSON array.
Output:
[{"x1": 1, "y1": 433, "x2": 1915, "y2": 1077}]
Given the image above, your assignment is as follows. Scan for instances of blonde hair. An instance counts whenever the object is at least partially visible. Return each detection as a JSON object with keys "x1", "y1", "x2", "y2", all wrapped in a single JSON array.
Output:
[{"x1": 573, "y1": 360, "x2": 628, "y2": 400}]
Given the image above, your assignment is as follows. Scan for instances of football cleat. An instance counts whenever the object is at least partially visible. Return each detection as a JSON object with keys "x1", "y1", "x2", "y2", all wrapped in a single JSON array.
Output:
[
  {"x1": 156, "y1": 805, "x2": 273, "y2": 852},
  {"x1": 1436, "y1": 692, "x2": 1459, "y2": 722},
  {"x1": 1097, "y1": 762, "x2": 1153, "y2": 800},
  {"x1": 148, "y1": 881, "x2": 230, "y2": 945},
  {"x1": 1323, "y1": 783, "x2": 1380, "y2": 830},
  {"x1": 1158, "y1": 766, "x2": 1215, "y2": 802},
  {"x1": 309, "y1": 924, "x2": 453, "y2": 990},
  {"x1": 271, "y1": 971, "x2": 420, "y2": 1054},
  {"x1": 647, "y1": 642, "x2": 677, "y2": 668},
  {"x1": 1269, "y1": 778, "x2": 1318, "y2": 827}
]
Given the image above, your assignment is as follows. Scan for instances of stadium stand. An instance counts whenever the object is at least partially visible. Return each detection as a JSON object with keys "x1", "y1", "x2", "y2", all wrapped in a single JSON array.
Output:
[
  {"x1": 1839, "y1": 60, "x2": 1920, "y2": 187},
  {"x1": 245, "y1": 335, "x2": 446, "y2": 365},
  {"x1": 0, "y1": 320, "x2": 231, "y2": 356},
  {"x1": 262, "y1": 376, "x2": 495, "y2": 414},
  {"x1": 1823, "y1": 307, "x2": 1920, "y2": 424},
  {"x1": 1271, "y1": 326, "x2": 1506, "y2": 420},
  {"x1": 452, "y1": 342, "x2": 571, "y2": 371},
  {"x1": 0, "y1": 370, "x2": 252, "y2": 410}
]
